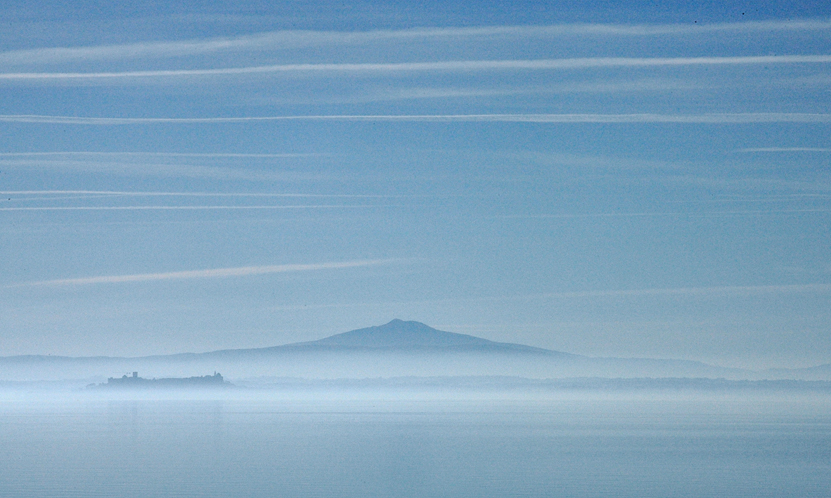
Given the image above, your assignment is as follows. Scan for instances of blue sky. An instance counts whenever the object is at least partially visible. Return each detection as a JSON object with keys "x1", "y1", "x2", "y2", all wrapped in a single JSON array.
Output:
[{"x1": 1, "y1": 1, "x2": 830, "y2": 368}]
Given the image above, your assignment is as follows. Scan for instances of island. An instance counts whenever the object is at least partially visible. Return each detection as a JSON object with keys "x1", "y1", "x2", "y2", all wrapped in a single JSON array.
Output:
[{"x1": 91, "y1": 372, "x2": 233, "y2": 389}]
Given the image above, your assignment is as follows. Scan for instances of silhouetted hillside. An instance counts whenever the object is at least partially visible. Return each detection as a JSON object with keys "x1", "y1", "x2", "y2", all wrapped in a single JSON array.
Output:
[
  {"x1": 284, "y1": 319, "x2": 567, "y2": 354},
  {"x1": 1, "y1": 320, "x2": 828, "y2": 382}
]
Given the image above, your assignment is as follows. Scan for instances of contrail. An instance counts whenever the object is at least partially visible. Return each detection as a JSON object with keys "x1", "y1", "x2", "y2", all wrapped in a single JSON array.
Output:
[
  {"x1": 0, "y1": 204, "x2": 386, "y2": 211},
  {"x1": 736, "y1": 147, "x2": 831, "y2": 153},
  {"x1": 17, "y1": 259, "x2": 399, "y2": 286},
  {"x1": 2, "y1": 112, "x2": 830, "y2": 125},
  {"x1": 2, "y1": 54, "x2": 830, "y2": 81},
  {"x1": 0, "y1": 190, "x2": 395, "y2": 198},
  {"x1": 0, "y1": 151, "x2": 322, "y2": 158},
  {"x1": 530, "y1": 283, "x2": 831, "y2": 299},
  {"x1": 498, "y1": 208, "x2": 831, "y2": 218},
  {"x1": 1, "y1": 21, "x2": 829, "y2": 66},
  {"x1": 269, "y1": 282, "x2": 831, "y2": 309}
]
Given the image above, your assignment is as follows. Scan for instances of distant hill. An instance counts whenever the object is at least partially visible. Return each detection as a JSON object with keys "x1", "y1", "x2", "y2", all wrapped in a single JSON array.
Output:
[
  {"x1": 281, "y1": 319, "x2": 568, "y2": 354},
  {"x1": 1, "y1": 319, "x2": 828, "y2": 382},
  {"x1": 763, "y1": 363, "x2": 831, "y2": 381}
]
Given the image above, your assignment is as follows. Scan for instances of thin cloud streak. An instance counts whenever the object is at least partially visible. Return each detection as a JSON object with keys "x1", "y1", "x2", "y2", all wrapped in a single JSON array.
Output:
[
  {"x1": 18, "y1": 259, "x2": 398, "y2": 287},
  {"x1": 0, "y1": 205, "x2": 388, "y2": 211},
  {"x1": 737, "y1": 147, "x2": 831, "y2": 152},
  {"x1": 259, "y1": 282, "x2": 831, "y2": 312},
  {"x1": 3, "y1": 113, "x2": 831, "y2": 125},
  {"x1": 0, "y1": 190, "x2": 396, "y2": 198},
  {"x1": 0, "y1": 158, "x2": 331, "y2": 182},
  {"x1": 531, "y1": 283, "x2": 831, "y2": 299},
  {"x1": 0, "y1": 152, "x2": 323, "y2": 158},
  {"x1": 2, "y1": 55, "x2": 829, "y2": 81},
  {"x1": 499, "y1": 208, "x2": 831, "y2": 219},
  {"x1": 286, "y1": 79, "x2": 705, "y2": 106},
  {"x1": 432, "y1": 283, "x2": 831, "y2": 303},
  {"x1": 1, "y1": 20, "x2": 828, "y2": 65}
]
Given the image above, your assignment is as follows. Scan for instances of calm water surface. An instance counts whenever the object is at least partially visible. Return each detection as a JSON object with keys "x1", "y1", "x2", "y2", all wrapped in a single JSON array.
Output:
[{"x1": 1, "y1": 392, "x2": 830, "y2": 497}]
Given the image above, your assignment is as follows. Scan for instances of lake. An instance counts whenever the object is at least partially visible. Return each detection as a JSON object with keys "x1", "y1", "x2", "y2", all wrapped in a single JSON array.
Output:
[{"x1": 1, "y1": 390, "x2": 829, "y2": 497}]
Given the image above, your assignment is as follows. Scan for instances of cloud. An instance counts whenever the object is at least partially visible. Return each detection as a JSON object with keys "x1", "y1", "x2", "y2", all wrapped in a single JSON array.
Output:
[
  {"x1": 17, "y1": 259, "x2": 398, "y2": 286},
  {"x1": 270, "y1": 79, "x2": 704, "y2": 106},
  {"x1": 498, "y1": 208, "x2": 831, "y2": 219},
  {"x1": 2, "y1": 112, "x2": 830, "y2": 125},
  {"x1": 0, "y1": 157, "x2": 329, "y2": 181},
  {"x1": 259, "y1": 282, "x2": 831, "y2": 311},
  {"x1": 2, "y1": 55, "x2": 829, "y2": 81},
  {"x1": 736, "y1": 147, "x2": 831, "y2": 153},
  {"x1": 530, "y1": 283, "x2": 831, "y2": 299},
  {"x1": 641, "y1": 174, "x2": 831, "y2": 194},
  {"x1": 0, "y1": 205, "x2": 385, "y2": 212},
  {"x1": 410, "y1": 284, "x2": 831, "y2": 304},
  {"x1": 0, "y1": 151, "x2": 322, "y2": 158},
  {"x1": 0, "y1": 190, "x2": 394, "y2": 198},
  {"x1": 1, "y1": 20, "x2": 828, "y2": 65}
]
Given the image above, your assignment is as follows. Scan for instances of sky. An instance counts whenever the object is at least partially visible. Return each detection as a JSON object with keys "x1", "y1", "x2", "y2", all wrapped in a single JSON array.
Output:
[{"x1": 1, "y1": 0, "x2": 830, "y2": 369}]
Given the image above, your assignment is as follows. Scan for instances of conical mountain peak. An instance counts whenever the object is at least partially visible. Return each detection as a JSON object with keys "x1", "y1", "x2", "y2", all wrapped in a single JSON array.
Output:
[
  {"x1": 292, "y1": 320, "x2": 560, "y2": 355},
  {"x1": 305, "y1": 319, "x2": 496, "y2": 348}
]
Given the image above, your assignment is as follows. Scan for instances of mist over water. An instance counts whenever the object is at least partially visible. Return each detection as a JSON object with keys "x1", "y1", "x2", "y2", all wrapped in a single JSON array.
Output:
[
  {"x1": 2, "y1": 321, "x2": 830, "y2": 497},
  {"x1": 3, "y1": 0, "x2": 831, "y2": 495},
  {"x1": 2, "y1": 389, "x2": 830, "y2": 498}
]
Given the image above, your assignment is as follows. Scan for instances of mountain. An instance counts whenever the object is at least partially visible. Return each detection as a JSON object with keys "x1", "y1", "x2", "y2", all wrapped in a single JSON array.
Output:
[
  {"x1": 263, "y1": 319, "x2": 567, "y2": 354},
  {"x1": 0, "y1": 319, "x2": 827, "y2": 382},
  {"x1": 763, "y1": 363, "x2": 831, "y2": 381}
]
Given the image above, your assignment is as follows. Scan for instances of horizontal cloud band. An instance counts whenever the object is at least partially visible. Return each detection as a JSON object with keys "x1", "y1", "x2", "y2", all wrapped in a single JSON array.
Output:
[
  {"x1": 0, "y1": 205, "x2": 385, "y2": 211},
  {"x1": 21, "y1": 259, "x2": 398, "y2": 286},
  {"x1": 1, "y1": 21, "x2": 829, "y2": 66},
  {"x1": 2, "y1": 113, "x2": 830, "y2": 125},
  {"x1": 737, "y1": 147, "x2": 831, "y2": 153},
  {"x1": 0, "y1": 190, "x2": 390, "y2": 198},
  {"x1": 2, "y1": 55, "x2": 830, "y2": 81},
  {"x1": 499, "y1": 208, "x2": 831, "y2": 218},
  {"x1": 531, "y1": 283, "x2": 831, "y2": 299}
]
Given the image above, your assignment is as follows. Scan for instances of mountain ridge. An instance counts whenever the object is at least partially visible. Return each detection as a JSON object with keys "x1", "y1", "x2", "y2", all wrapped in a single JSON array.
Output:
[
  {"x1": 1, "y1": 320, "x2": 829, "y2": 381},
  {"x1": 264, "y1": 319, "x2": 570, "y2": 355}
]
